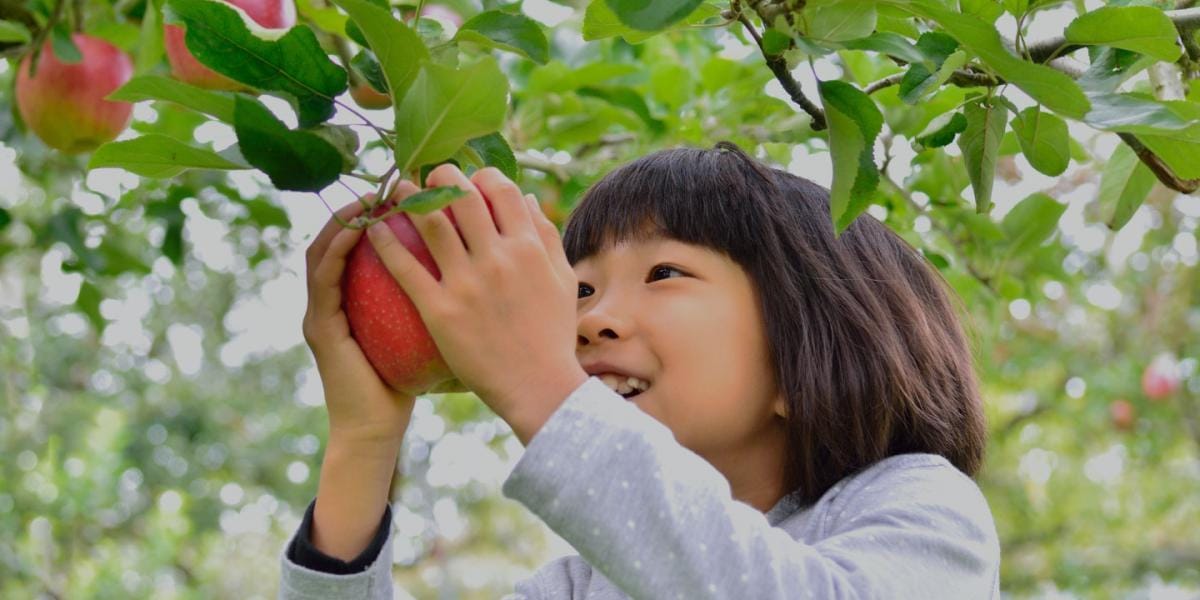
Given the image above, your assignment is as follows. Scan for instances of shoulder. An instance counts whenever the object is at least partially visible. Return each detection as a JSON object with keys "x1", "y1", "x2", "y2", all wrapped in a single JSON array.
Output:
[{"x1": 817, "y1": 453, "x2": 998, "y2": 545}]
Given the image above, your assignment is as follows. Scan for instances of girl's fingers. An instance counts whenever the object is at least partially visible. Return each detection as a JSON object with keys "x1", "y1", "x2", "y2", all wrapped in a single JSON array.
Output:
[
  {"x1": 309, "y1": 224, "x2": 365, "y2": 320},
  {"x1": 470, "y1": 167, "x2": 534, "y2": 238},
  {"x1": 524, "y1": 193, "x2": 576, "y2": 291},
  {"x1": 366, "y1": 220, "x2": 442, "y2": 310},
  {"x1": 307, "y1": 200, "x2": 368, "y2": 281},
  {"x1": 426, "y1": 164, "x2": 500, "y2": 254}
]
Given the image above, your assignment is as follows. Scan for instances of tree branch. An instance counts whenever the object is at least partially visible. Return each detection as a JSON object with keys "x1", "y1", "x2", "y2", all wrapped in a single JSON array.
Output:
[
  {"x1": 516, "y1": 152, "x2": 569, "y2": 182},
  {"x1": 865, "y1": 68, "x2": 1000, "y2": 95},
  {"x1": 736, "y1": 13, "x2": 827, "y2": 131}
]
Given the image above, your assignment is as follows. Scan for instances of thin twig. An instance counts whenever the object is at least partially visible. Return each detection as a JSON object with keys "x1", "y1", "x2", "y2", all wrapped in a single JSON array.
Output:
[
  {"x1": 736, "y1": 13, "x2": 826, "y2": 130},
  {"x1": 865, "y1": 69, "x2": 1000, "y2": 95}
]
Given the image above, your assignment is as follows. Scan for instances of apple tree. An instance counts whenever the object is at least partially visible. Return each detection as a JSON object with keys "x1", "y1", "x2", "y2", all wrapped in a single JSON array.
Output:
[{"x1": 0, "y1": 0, "x2": 1198, "y2": 596}]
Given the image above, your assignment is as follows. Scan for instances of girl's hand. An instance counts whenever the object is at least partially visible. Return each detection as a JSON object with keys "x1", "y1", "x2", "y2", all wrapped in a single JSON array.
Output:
[
  {"x1": 366, "y1": 165, "x2": 587, "y2": 443},
  {"x1": 302, "y1": 183, "x2": 422, "y2": 446}
]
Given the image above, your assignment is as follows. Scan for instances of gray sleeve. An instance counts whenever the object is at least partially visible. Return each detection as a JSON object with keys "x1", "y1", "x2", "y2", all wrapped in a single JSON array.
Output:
[
  {"x1": 501, "y1": 376, "x2": 1001, "y2": 600},
  {"x1": 277, "y1": 526, "x2": 394, "y2": 600}
]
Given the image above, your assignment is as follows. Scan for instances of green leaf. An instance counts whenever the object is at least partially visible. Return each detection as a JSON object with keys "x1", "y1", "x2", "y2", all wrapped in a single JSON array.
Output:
[
  {"x1": 295, "y1": 0, "x2": 349, "y2": 36},
  {"x1": 959, "y1": 0, "x2": 1004, "y2": 24},
  {"x1": 1099, "y1": 144, "x2": 1156, "y2": 231},
  {"x1": 466, "y1": 133, "x2": 519, "y2": 181},
  {"x1": 0, "y1": 19, "x2": 32, "y2": 43},
  {"x1": 108, "y1": 75, "x2": 237, "y2": 122},
  {"x1": 901, "y1": 0, "x2": 1090, "y2": 119},
  {"x1": 1065, "y1": 6, "x2": 1182, "y2": 62},
  {"x1": 351, "y1": 50, "x2": 389, "y2": 94},
  {"x1": 76, "y1": 280, "x2": 105, "y2": 331},
  {"x1": 88, "y1": 134, "x2": 250, "y2": 178},
  {"x1": 332, "y1": 0, "x2": 429, "y2": 110},
  {"x1": 309, "y1": 124, "x2": 361, "y2": 173},
  {"x1": 165, "y1": 0, "x2": 347, "y2": 127},
  {"x1": 136, "y1": 0, "x2": 164, "y2": 74},
  {"x1": 818, "y1": 80, "x2": 883, "y2": 234},
  {"x1": 1011, "y1": 106, "x2": 1069, "y2": 176},
  {"x1": 50, "y1": 24, "x2": 82, "y2": 63},
  {"x1": 577, "y1": 85, "x2": 665, "y2": 133},
  {"x1": 898, "y1": 32, "x2": 959, "y2": 104},
  {"x1": 842, "y1": 32, "x2": 931, "y2": 68},
  {"x1": 762, "y1": 29, "x2": 792, "y2": 56},
  {"x1": 583, "y1": 0, "x2": 718, "y2": 43},
  {"x1": 603, "y1": 0, "x2": 706, "y2": 31},
  {"x1": 396, "y1": 186, "x2": 470, "y2": 215},
  {"x1": 809, "y1": 1, "x2": 877, "y2": 43},
  {"x1": 232, "y1": 96, "x2": 343, "y2": 191},
  {"x1": 957, "y1": 96, "x2": 1008, "y2": 214},
  {"x1": 455, "y1": 10, "x2": 549, "y2": 64},
  {"x1": 914, "y1": 111, "x2": 968, "y2": 149},
  {"x1": 394, "y1": 57, "x2": 509, "y2": 175},
  {"x1": 1001, "y1": 192, "x2": 1065, "y2": 255}
]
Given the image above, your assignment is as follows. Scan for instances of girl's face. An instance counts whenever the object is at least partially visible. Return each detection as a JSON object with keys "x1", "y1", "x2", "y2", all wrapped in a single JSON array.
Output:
[{"x1": 573, "y1": 234, "x2": 788, "y2": 505}]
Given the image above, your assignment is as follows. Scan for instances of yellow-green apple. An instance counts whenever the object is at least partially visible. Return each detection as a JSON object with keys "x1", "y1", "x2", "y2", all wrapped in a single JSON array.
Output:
[
  {"x1": 342, "y1": 189, "x2": 496, "y2": 395},
  {"x1": 163, "y1": 0, "x2": 296, "y2": 91},
  {"x1": 349, "y1": 82, "x2": 392, "y2": 110},
  {"x1": 15, "y1": 34, "x2": 134, "y2": 154}
]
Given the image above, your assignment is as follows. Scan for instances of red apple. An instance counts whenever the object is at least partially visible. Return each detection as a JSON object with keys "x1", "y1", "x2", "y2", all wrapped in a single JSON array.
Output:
[
  {"x1": 163, "y1": 0, "x2": 296, "y2": 91},
  {"x1": 15, "y1": 34, "x2": 134, "y2": 154},
  {"x1": 350, "y1": 82, "x2": 392, "y2": 110},
  {"x1": 342, "y1": 188, "x2": 495, "y2": 395},
  {"x1": 1110, "y1": 399, "x2": 1135, "y2": 432},
  {"x1": 1141, "y1": 358, "x2": 1181, "y2": 401}
]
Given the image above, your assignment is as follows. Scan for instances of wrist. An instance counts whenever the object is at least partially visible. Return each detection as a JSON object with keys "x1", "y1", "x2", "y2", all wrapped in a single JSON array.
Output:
[{"x1": 506, "y1": 367, "x2": 589, "y2": 446}]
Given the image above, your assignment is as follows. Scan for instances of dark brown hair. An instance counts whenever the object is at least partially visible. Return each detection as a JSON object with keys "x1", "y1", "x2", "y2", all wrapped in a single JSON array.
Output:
[{"x1": 562, "y1": 141, "x2": 987, "y2": 506}]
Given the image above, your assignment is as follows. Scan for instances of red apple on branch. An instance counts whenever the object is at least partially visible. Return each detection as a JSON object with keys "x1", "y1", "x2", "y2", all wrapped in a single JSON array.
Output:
[
  {"x1": 342, "y1": 184, "x2": 496, "y2": 395},
  {"x1": 1141, "y1": 356, "x2": 1181, "y2": 401},
  {"x1": 15, "y1": 34, "x2": 134, "y2": 154},
  {"x1": 1110, "y1": 399, "x2": 1135, "y2": 432},
  {"x1": 163, "y1": 0, "x2": 296, "y2": 91}
]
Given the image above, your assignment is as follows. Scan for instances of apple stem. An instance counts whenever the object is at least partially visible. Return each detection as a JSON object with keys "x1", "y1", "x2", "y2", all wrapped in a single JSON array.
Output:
[
  {"x1": 315, "y1": 191, "x2": 361, "y2": 229},
  {"x1": 376, "y1": 163, "x2": 399, "y2": 204}
]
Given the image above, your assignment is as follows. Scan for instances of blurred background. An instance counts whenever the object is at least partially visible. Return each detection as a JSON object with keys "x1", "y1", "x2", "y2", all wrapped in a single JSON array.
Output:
[{"x1": 1, "y1": 0, "x2": 1199, "y2": 598}]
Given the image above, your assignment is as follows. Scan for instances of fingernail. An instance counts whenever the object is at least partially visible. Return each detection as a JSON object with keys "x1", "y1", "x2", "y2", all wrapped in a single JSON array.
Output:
[{"x1": 367, "y1": 221, "x2": 389, "y2": 239}]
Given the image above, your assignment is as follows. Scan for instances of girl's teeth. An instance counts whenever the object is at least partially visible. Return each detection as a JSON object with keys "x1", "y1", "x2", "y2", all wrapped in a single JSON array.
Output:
[{"x1": 598, "y1": 373, "x2": 650, "y2": 395}]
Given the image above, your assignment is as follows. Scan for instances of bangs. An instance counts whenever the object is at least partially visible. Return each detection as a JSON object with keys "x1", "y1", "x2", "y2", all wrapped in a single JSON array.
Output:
[{"x1": 562, "y1": 143, "x2": 778, "y2": 266}]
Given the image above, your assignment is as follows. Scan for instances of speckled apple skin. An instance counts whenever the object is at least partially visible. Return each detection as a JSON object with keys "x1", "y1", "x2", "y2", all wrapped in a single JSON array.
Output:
[
  {"x1": 16, "y1": 35, "x2": 133, "y2": 154},
  {"x1": 163, "y1": 0, "x2": 295, "y2": 91},
  {"x1": 344, "y1": 208, "x2": 450, "y2": 395}
]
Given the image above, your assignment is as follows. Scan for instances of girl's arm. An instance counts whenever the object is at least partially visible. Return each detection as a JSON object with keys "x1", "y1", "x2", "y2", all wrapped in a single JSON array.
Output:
[
  {"x1": 503, "y1": 377, "x2": 1002, "y2": 599},
  {"x1": 279, "y1": 193, "x2": 422, "y2": 599}
]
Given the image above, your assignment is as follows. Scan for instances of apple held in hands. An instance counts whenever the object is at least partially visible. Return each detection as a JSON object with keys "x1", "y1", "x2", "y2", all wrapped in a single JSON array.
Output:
[
  {"x1": 164, "y1": 0, "x2": 296, "y2": 91},
  {"x1": 342, "y1": 187, "x2": 496, "y2": 395},
  {"x1": 16, "y1": 34, "x2": 134, "y2": 154}
]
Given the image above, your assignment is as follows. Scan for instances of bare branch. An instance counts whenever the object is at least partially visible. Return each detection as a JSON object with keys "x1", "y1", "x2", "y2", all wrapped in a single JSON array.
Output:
[
  {"x1": 736, "y1": 13, "x2": 827, "y2": 131},
  {"x1": 865, "y1": 69, "x2": 1000, "y2": 95}
]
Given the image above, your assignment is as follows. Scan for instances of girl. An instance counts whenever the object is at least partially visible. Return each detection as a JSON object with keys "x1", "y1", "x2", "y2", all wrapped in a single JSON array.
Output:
[{"x1": 279, "y1": 142, "x2": 1001, "y2": 598}]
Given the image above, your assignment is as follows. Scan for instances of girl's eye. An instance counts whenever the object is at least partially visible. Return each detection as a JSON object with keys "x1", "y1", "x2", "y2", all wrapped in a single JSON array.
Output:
[
  {"x1": 578, "y1": 265, "x2": 686, "y2": 299},
  {"x1": 648, "y1": 265, "x2": 686, "y2": 281}
]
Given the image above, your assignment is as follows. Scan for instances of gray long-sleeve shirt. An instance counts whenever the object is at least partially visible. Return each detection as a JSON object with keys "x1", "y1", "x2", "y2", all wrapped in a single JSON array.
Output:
[{"x1": 279, "y1": 376, "x2": 1001, "y2": 599}]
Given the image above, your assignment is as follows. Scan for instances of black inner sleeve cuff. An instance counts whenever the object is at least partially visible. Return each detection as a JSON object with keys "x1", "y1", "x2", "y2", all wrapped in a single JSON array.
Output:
[{"x1": 287, "y1": 497, "x2": 392, "y2": 575}]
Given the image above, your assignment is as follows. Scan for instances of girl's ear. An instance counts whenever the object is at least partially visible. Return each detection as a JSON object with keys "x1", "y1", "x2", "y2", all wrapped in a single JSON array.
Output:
[{"x1": 773, "y1": 396, "x2": 787, "y2": 419}]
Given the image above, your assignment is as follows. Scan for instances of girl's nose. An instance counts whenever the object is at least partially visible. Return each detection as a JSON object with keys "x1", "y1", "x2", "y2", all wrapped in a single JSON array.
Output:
[{"x1": 577, "y1": 299, "x2": 632, "y2": 346}]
